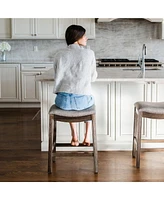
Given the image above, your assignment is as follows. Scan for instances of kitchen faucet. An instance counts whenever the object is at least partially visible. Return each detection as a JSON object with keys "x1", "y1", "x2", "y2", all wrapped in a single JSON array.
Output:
[{"x1": 138, "y1": 44, "x2": 146, "y2": 77}]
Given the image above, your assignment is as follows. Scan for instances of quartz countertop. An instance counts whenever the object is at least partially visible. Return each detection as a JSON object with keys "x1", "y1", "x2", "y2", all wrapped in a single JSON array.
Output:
[
  {"x1": 36, "y1": 67, "x2": 164, "y2": 82},
  {"x1": 0, "y1": 60, "x2": 54, "y2": 64}
]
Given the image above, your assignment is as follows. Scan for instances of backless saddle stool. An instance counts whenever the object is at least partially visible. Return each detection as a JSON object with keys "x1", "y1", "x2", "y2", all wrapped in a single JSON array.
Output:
[
  {"x1": 132, "y1": 101, "x2": 164, "y2": 168},
  {"x1": 48, "y1": 104, "x2": 98, "y2": 174}
]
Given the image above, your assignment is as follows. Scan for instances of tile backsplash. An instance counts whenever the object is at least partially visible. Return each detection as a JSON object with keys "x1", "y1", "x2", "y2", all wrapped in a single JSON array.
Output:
[{"x1": 1, "y1": 18, "x2": 164, "y2": 62}]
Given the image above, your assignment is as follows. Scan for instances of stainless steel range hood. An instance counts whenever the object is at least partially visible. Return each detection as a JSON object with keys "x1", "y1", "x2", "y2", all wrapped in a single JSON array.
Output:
[{"x1": 96, "y1": 18, "x2": 163, "y2": 23}]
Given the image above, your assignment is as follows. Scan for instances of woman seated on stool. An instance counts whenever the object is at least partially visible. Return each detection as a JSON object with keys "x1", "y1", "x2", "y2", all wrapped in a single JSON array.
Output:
[{"x1": 53, "y1": 24, "x2": 97, "y2": 146}]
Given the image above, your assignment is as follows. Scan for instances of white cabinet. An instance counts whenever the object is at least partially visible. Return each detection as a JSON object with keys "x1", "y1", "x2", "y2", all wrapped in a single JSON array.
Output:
[
  {"x1": 0, "y1": 18, "x2": 11, "y2": 39},
  {"x1": 77, "y1": 18, "x2": 95, "y2": 39},
  {"x1": 115, "y1": 81, "x2": 149, "y2": 141},
  {"x1": 12, "y1": 18, "x2": 58, "y2": 39},
  {"x1": 39, "y1": 79, "x2": 164, "y2": 151},
  {"x1": 21, "y1": 64, "x2": 53, "y2": 102},
  {"x1": 0, "y1": 64, "x2": 21, "y2": 102},
  {"x1": 11, "y1": 18, "x2": 95, "y2": 39},
  {"x1": 115, "y1": 81, "x2": 164, "y2": 141},
  {"x1": 148, "y1": 81, "x2": 164, "y2": 139},
  {"x1": 91, "y1": 82, "x2": 115, "y2": 147},
  {"x1": 162, "y1": 19, "x2": 164, "y2": 39},
  {"x1": 21, "y1": 71, "x2": 40, "y2": 102},
  {"x1": 0, "y1": 63, "x2": 53, "y2": 103},
  {"x1": 58, "y1": 18, "x2": 95, "y2": 39},
  {"x1": 58, "y1": 18, "x2": 77, "y2": 39}
]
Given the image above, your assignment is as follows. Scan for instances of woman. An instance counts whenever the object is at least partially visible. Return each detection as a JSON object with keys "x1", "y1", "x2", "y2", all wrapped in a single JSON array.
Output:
[{"x1": 53, "y1": 24, "x2": 97, "y2": 146}]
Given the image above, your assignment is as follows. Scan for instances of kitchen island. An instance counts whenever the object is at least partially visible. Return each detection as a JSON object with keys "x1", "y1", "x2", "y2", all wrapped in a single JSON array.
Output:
[{"x1": 36, "y1": 67, "x2": 164, "y2": 151}]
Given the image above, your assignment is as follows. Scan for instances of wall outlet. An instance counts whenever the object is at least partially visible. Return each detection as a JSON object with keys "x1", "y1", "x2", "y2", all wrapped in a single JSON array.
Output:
[{"x1": 33, "y1": 46, "x2": 38, "y2": 52}]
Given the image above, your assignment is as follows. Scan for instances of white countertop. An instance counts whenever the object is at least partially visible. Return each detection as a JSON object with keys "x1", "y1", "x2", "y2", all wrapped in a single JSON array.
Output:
[
  {"x1": 36, "y1": 67, "x2": 164, "y2": 82},
  {"x1": 0, "y1": 60, "x2": 54, "y2": 64}
]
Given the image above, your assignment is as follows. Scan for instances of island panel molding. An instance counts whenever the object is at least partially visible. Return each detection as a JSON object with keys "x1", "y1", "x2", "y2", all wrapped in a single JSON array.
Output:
[{"x1": 36, "y1": 68, "x2": 164, "y2": 151}]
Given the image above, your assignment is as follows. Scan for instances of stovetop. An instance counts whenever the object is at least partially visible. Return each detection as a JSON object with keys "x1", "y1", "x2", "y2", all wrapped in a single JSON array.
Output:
[
  {"x1": 97, "y1": 58, "x2": 162, "y2": 67},
  {"x1": 99, "y1": 58, "x2": 159, "y2": 62}
]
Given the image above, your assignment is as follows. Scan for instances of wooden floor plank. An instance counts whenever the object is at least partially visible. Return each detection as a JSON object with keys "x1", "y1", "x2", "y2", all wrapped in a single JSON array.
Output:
[{"x1": 1, "y1": 108, "x2": 164, "y2": 182}]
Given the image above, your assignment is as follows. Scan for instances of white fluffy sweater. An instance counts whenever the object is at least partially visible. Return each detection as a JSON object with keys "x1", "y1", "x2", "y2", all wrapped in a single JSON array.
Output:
[{"x1": 53, "y1": 44, "x2": 97, "y2": 95}]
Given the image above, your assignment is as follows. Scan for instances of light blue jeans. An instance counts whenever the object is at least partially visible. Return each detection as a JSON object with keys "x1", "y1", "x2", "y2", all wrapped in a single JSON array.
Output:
[{"x1": 55, "y1": 92, "x2": 94, "y2": 111}]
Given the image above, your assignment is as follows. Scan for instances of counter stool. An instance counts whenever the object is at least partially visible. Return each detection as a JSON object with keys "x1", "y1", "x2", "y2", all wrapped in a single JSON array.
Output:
[
  {"x1": 48, "y1": 104, "x2": 98, "y2": 174},
  {"x1": 132, "y1": 101, "x2": 164, "y2": 168}
]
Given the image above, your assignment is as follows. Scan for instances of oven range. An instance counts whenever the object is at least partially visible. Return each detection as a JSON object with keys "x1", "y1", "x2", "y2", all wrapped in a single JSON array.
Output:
[{"x1": 96, "y1": 58, "x2": 162, "y2": 68}]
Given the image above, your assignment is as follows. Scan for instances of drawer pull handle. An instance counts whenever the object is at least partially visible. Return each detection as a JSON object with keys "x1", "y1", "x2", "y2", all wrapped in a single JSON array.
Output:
[{"x1": 33, "y1": 67, "x2": 46, "y2": 69}]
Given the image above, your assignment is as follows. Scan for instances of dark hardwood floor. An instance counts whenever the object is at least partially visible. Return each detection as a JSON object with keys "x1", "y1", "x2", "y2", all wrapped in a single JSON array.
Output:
[{"x1": 1, "y1": 108, "x2": 164, "y2": 182}]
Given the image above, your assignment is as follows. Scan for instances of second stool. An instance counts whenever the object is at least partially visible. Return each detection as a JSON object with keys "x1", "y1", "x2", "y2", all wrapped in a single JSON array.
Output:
[{"x1": 132, "y1": 101, "x2": 164, "y2": 168}]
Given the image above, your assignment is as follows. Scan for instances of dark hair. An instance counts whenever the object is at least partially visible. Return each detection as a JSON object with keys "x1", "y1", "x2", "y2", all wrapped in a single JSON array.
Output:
[{"x1": 65, "y1": 24, "x2": 86, "y2": 45}]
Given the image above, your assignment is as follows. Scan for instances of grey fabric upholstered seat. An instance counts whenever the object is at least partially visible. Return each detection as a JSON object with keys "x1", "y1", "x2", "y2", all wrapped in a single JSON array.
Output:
[
  {"x1": 49, "y1": 104, "x2": 96, "y2": 117},
  {"x1": 132, "y1": 101, "x2": 164, "y2": 168},
  {"x1": 48, "y1": 104, "x2": 98, "y2": 174},
  {"x1": 134, "y1": 101, "x2": 164, "y2": 114}
]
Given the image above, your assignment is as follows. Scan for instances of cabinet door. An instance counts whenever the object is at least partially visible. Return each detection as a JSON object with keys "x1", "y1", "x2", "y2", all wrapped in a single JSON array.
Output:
[
  {"x1": 21, "y1": 63, "x2": 53, "y2": 102},
  {"x1": 12, "y1": 18, "x2": 58, "y2": 39},
  {"x1": 115, "y1": 81, "x2": 149, "y2": 141},
  {"x1": 35, "y1": 18, "x2": 58, "y2": 38},
  {"x1": 151, "y1": 81, "x2": 164, "y2": 139},
  {"x1": 0, "y1": 64, "x2": 21, "y2": 102},
  {"x1": 0, "y1": 18, "x2": 11, "y2": 39},
  {"x1": 90, "y1": 82, "x2": 115, "y2": 149},
  {"x1": 12, "y1": 18, "x2": 34, "y2": 39},
  {"x1": 76, "y1": 18, "x2": 95, "y2": 39},
  {"x1": 58, "y1": 18, "x2": 76, "y2": 39},
  {"x1": 21, "y1": 72, "x2": 40, "y2": 102}
]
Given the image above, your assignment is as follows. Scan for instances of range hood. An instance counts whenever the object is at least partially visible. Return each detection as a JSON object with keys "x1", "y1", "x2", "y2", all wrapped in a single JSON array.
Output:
[{"x1": 96, "y1": 18, "x2": 163, "y2": 23}]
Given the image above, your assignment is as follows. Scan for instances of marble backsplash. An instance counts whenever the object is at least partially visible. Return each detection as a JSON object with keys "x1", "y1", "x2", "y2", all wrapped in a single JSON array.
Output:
[{"x1": 1, "y1": 18, "x2": 164, "y2": 62}]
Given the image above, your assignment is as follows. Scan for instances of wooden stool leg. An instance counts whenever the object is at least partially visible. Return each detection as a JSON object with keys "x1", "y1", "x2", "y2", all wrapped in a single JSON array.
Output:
[
  {"x1": 92, "y1": 114, "x2": 98, "y2": 174},
  {"x1": 53, "y1": 118, "x2": 57, "y2": 162},
  {"x1": 48, "y1": 115, "x2": 54, "y2": 174},
  {"x1": 132, "y1": 107, "x2": 137, "y2": 158},
  {"x1": 136, "y1": 112, "x2": 142, "y2": 168}
]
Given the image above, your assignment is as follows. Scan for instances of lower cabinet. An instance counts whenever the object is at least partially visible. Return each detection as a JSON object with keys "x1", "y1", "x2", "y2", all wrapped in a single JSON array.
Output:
[
  {"x1": 21, "y1": 71, "x2": 40, "y2": 102},
  {"x1": 93, "y1": 81, "x2": 149, "y2": 149},
  {"x1": 0, "y1": 63, "x2": 53, "y2": 103},
  {"x1": 115, "y1": 81, "x2": 148, "y2": 141},
  {"x1": 21, "y1": 64, "x2": 53, "y2": 102},
  {"x1": 0, "y1": 64, "x2": 21, "y2": 102},
  {"x1": 40, "y1": 80, "x2": 164, "y2": 151},
  {"x1": 114, "y1": 81, "x2": 164, "y2": 141},
  {"x1": 151, "y1": 81, "x2": 164, "y2": 139}
]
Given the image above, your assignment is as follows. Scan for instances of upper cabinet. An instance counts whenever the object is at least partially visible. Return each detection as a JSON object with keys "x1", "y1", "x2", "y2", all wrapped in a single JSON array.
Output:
[
  {"x1": 162, "y1": 19, "x2": 164, "y2": 39},
  {"x1": 77, "y1": 18, "x2": 95, "y2": 39},
  {"x1": 2, "y1": 18, "x2": 164, "y2": 39},
  {"x1": 0, "y1": 18, "x2": 11, "y2": 39},
  {"x1": 11, "y1": 18, "x2": 95, "y2": 39},
  {"x1": 12, "y1": 18, "x2": 58, "y2": 39},
  {"x1": 58, "y1": 18, "x2": 95, "y2": 39},
  {"x1": 57, "y1": 18, "x2": 77, "y2": 39}
]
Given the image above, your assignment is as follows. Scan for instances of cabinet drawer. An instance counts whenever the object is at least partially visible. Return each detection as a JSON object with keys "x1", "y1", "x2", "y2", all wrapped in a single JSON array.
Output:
[{"x1": 21, "y1": 64, "x2": 53, "y2": 71}]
